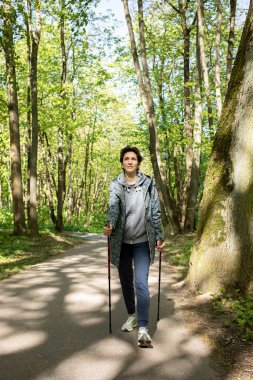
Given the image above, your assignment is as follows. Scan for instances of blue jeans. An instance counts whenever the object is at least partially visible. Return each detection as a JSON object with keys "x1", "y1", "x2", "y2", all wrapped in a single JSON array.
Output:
[{"x1": 118, "y1": 242, "x2": 150, "y2": 327}]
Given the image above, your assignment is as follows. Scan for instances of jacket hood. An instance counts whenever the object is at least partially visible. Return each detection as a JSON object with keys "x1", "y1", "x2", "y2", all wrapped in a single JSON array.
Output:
[{"x1": 116, "y1": 172, "x2": 147, "y2": 187}]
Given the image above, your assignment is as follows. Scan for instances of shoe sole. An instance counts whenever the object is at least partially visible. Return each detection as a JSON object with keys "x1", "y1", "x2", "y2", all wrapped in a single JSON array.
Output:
[{"x1": 138, "y1": 339, "x2": 152, "y2": 348}]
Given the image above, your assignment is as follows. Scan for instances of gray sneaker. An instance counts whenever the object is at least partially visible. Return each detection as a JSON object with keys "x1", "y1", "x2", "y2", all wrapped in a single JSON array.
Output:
[
  {"x1": 121, "y1": 314, "x2": 137, "y2": 332},
  {"x1": 138, "y1": 327, "x2": 152, "y2": 347}
]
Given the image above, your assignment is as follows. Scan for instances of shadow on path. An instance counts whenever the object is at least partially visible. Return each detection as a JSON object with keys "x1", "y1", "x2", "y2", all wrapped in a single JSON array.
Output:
[{"x1": 0, "y1": 235, "x2": 223, "y2": 380}]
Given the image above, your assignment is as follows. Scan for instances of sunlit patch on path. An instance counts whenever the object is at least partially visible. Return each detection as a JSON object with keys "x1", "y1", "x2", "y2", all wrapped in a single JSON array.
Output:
[{"x1": 0, "y1": 235, "x2": 221, "y2": 380}]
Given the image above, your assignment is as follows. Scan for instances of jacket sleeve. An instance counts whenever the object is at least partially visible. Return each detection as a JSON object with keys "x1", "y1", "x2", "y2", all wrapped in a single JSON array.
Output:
[
  {"x1": 107, "y1": 180, "x2": 120, "y2": 229},
  {"x1": 150, "y1": 179, "x2": 164, "y2": 241}
]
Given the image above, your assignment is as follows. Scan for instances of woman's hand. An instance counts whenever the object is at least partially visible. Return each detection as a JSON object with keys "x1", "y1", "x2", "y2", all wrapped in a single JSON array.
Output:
[
  {"x1": 103, "y1": 223, "x2": 112, "y2": 236},
  {"x1": 157, "y1": 240, "x2": 165, "y2": 251}
]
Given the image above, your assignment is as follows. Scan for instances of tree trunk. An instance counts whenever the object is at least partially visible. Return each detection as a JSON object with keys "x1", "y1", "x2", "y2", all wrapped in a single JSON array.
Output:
[
  {"x1": 184, "y1": 27, "x2": 203, "y2": 232},
  {"x1": 24, "y1": 0, "x2": 32, "y2": 226},
  {"x1": 84, "y1": 120, "x2": 96, "y2": 225},
  {"x1": 197, "y1": 0, "x2": 214, "y2": 137},
  {"x1": 173, "y1": 142, "x2": 183, "y2": 222},
  {"x1": 187, "y1": 1, "x2": 253, "y2": 293},
  {"x1": 178, "y1": 0, "x2": 193, "y2": 228},
  {"x1": 3, "y1": 0, "x2": 26, "y2": 235},
  {"x1": 7, "y1": 170, "x2": 12, "y2": 209},
  {"x1": 123, "y1": 0, "x2": 181, "y2": 234},
  {"x1": 67, "y1": 43, "x2": 76, "y2": 225},
  {"x1": 29, "y1": 0, "x2": 41, "y2": 236},
  {"x1": 77, "y1": 129, "x2": 90, "y2": 216},
  {"x1": 56, "y1": 0, "x2": 67, "y2": 233},
  {"x1": 226, "y1": 0, "x2": 237, "y2": 85},
  {"x1": 155, "y1": 63, "x2": 174, "y2": 237},
  {"x1": 214, "y1": 0, "x2": 222, "y2": 119},
  {"x1": 40, "y1": 134, "x2": 57, "y2": 225},
  {"x1": 43, "y1": 132, "x2": 57, "y2": 192},
  {"x1": 67, "y1": 135, "x2": 73, "y2": 225},
  {"x1": 0, "y1": 181, "x2": 2, "y2": 208},
  {"x1": 56, "y1": 128, "x2": 65, "y2": 232}
]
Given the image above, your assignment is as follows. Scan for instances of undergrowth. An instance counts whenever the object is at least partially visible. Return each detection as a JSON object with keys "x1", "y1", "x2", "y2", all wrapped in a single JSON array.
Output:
[
  {"x1": 163, "y1": 233, "x2": 195, "y2": 277},
  {"x1": 0, "y1": 230, "x2": 85, "y2": 280},
  {"x1": 211, "y1": 288, "x2": 253, "y2": 341}
]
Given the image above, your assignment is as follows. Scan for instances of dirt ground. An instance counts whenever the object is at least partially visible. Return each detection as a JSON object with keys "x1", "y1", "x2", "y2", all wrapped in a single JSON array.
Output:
[
  {"x1": 175, "y1": 277, "x2": 253, "y2": 380},
  {"x1": 163, "y1": 233, "x2": 253, "y2": 380}
]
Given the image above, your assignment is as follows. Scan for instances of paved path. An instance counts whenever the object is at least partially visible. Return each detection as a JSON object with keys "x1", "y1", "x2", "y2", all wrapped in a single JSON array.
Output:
[{"x1": 0, "y1": 235, "x2": 222, "y2": 380}]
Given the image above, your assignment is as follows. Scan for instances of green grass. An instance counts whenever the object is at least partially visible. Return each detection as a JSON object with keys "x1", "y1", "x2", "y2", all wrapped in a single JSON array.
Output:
[
  {"x1": 211, "y1": 289, "x2": 253, "y2": 341},
  {"x1": 0, "y1": 230, "x2": 86, "y2": 280},
  {"x1": 0, "y1": 227, "x2": 195, "y2": 282},
  {"x1": 37, "y1": 224, "x2": 103, "y2": 234},
  {"x1": 163, "y1": 233, "x2": 196, "y2": 276}
]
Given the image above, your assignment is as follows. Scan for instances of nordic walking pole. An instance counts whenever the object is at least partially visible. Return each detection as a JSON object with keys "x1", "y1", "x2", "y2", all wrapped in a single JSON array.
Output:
[
  {"x1": 106, "y1": 222, "x2": 112, "y2": 333},
  {"x1": 157, "y1": 248, "x2": 162, "y2": 321}
]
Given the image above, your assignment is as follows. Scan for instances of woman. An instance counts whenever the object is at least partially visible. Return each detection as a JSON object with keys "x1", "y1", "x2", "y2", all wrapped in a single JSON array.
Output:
[{"x1": 103, "y1": 145, "x2": 165, "y2": 347}]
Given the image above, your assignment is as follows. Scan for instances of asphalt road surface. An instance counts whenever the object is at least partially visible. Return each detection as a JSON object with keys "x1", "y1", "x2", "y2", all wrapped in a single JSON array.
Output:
[{"x1": 0, "y1": 234, "x2": 223, "y2": 380}]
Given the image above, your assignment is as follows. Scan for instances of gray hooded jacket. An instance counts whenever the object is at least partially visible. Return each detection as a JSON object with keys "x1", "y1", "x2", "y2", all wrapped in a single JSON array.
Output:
[
  {"x1": 117, "y1": 172, "x2": 148, "y2": 244},
  {"x1": 107, "y1": 172, "x2": 163, "y2": 267}
]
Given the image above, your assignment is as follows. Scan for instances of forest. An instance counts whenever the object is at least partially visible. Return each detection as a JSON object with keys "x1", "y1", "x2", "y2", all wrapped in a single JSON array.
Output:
[{"x1": 1, "y1": 0, "x2": 253, "y2": 292}]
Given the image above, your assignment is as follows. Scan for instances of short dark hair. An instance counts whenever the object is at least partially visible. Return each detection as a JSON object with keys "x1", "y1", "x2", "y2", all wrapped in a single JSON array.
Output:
[{"x1": 120, "y1": 145, "x2": 143, "y2": 164}]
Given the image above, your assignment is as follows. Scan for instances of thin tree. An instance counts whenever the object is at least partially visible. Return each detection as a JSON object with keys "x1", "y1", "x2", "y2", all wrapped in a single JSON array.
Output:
[
  {"x1": 226, "y1": 0, "x2": 237, "y2": 84},
  {"x1": 197, "y1": 0, "x2": 214, "y2": 137},
  {"x1": 167, "y1": 0, "x2": 196, "y2": 229},
  {"x1": 123, "y1": 0, "x2": 181, "y2": 234},
  {"x1": 56, "y1": 0, "x2": 68, "y2": 232},
  {"x1": 2, "y1": 0, "x2": 26, "y2": 234},
  {"x1": 214, "y1": 0, "x2": 222, "y2": 119},
  {"x1": 184, "y1": 22, "x2": 203, "y2": 232},
  {"x1": 24, "y1": 0, "x2": 32, "y2": 225},
  {"x1": 67, "y1": 42, "x2": 76, "y2": 225},
  {"x1": 27, "y1": 0, "x2": 42, "y2": 235},
  {"x1": 41, "y1": 132, "x2": 57, "y2": 225}
]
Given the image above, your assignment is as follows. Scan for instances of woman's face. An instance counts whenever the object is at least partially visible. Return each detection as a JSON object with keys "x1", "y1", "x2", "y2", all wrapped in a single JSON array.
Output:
[{"x1": 122, "y1": 151, "x2": 139, "y2": 175}]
